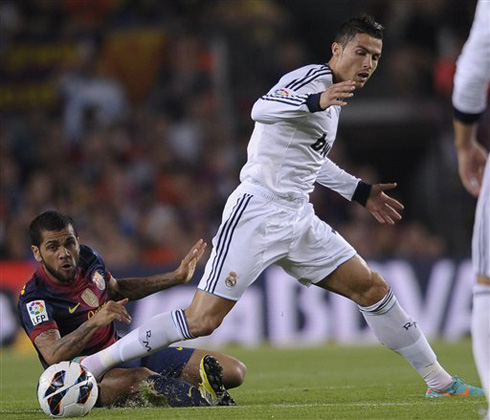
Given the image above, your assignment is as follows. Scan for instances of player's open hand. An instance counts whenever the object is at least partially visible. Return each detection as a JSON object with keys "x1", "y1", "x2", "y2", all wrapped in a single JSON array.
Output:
[
  {"x1": 319, "y1": 80, "x2": 356, "y2": 109},
  {"x1": 365, "y1": 183, "x2": 404, "y2": 225},
  {"x1": 174, "y1": 239, "x2": 207, "y2": 284},
  {"x1": 456, "y1": 140, "x2": 487, "y2": 198},
  {"x1": 88, "y1": 298, "x2": 132, "y2": 327}
]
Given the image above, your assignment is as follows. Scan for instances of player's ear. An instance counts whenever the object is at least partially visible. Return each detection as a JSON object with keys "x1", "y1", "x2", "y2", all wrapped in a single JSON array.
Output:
[
  {"x1": 31, "y1": 245, "x2": 42, "y2": 262},
  {"x1": 331, "y1": 42, "x2": 342, "y2": 58}
]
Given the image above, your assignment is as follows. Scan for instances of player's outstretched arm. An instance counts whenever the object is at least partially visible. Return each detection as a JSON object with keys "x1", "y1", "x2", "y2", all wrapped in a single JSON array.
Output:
[
  {"x1": 365, "y1": 183, "x2": 404, "y2": 225},
  {"x1": 109, "y1": 239, "x2": 207, "y2": 301}
]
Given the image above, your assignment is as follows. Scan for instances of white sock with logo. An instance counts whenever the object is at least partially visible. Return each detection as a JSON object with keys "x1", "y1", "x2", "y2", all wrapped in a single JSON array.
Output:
[
  {"x1": 81, "y1": 310, "x2": 193, "y2": 380},
  {"x1": 472, "y1": 283, "x2": 490, "y2": 404},
  {"x1": 359, "y1": 289, "x2": 453, "y2": 389}
]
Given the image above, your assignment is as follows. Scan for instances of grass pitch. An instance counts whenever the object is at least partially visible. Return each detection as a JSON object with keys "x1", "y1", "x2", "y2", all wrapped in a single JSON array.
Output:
[{"x1": 0, "y1": 339, "x2": 486, "y2": 419}]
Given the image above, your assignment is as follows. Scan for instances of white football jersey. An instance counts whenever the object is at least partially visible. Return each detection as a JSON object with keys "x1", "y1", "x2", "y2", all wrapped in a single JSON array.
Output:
[
  {"x1": 240, "y1": 64, "x2": 360, "y2": 201},
  {"x1": 452, "y1": 0, "x2": 490, "y2": 114}
]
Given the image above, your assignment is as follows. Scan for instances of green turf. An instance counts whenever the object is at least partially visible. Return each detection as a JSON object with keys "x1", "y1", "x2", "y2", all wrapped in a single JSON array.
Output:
[{"x1": 0, "y1": 340, "x2": 486, "y2": 419}]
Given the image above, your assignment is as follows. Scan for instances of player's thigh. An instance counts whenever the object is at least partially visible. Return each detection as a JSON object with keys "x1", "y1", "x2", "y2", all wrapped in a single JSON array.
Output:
[
  {"x1": 141, "y1": 346, "x2": 194, "y2": 378},
  {"x1": 198, "y1": 192, "x2": 290, "y2": 301},
  {"x1": 315, "y1": 254, "x2": 389, "y2": 306},
  {"x1": 282, "y1": 209, "x2": 356, "y2": 286},
  {"x1": 178, "y1": 348, "x2": 246, "y2": 389}
]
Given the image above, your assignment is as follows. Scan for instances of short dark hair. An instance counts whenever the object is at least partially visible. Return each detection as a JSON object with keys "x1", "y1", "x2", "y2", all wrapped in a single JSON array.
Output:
[
  {"x1": 334, "y1": 14, "x2": 384, "y2": 46},
  {"x1": 29, "y1": 211, "x2": 78, "y2": 247}
]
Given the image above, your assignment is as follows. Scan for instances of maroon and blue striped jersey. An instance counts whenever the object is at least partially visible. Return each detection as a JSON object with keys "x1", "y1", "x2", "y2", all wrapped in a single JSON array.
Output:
[{"x1": 17, "y1": 245, "x2": 118, "y2": 368}]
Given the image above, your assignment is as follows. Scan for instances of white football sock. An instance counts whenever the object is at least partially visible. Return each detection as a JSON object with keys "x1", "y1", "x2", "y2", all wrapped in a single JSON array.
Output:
[
  {"x1": 360, "y1": 289, "x2": 453, "y2": 389},
  {"x1": 82, "y1": 310, "x2": 193, "y2": 380},
  {"x1": 472, "y1": 283, "x2": 490, "y2": 404}
]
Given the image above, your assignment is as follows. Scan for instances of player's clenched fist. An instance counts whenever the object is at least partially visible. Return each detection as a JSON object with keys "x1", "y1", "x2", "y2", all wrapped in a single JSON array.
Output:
[
  {"x1": 88, "y1": 298, "x2": 132, "y2": 327},
  {"x1": 319, "y1": 80, "x2": 356, "y2": 109}
]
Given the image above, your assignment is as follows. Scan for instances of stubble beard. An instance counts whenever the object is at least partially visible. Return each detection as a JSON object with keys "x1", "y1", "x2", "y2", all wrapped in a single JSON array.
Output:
[{"x1": 42, "y1": 258, "x2": 78, "y2": 284}]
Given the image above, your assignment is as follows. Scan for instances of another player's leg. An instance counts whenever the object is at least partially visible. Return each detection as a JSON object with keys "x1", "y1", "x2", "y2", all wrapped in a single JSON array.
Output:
[
  {"x1": 470, "y1": 163, "x2": 490, "y2": 411},
  {"x1": 97, "y1": 366, "x2": 210, "y2": 407},
  {"x1": 472, "y1": 277, "x2": 490, "y2": 408},
  {"x1": 82, "y1": 189, "x2": 263, "y2": 380},
  {"x1": 177, "y1": 348, "x2": 247, "y2": 389},
  {"x1": 96, "y1": 367, "x2": 154, "y2": 406},
  {"x1": 316, "y1": 255, "x2": 484, "y2": 397},
  {"x1": 97, "y1": 360, "x2": 232, "y2": 408},
  {"x1": 143, "y1": 355, "x2": 232, "y2": 406},
  {"x1": 197, "y1": 354, "x2": 236, "y2": 406},
  {"x1": 81, "y1": 309, "x2": 195, "y2": 380},
  {"x1": 81, "y1": 274, "x2": 239, "y2": 381}
]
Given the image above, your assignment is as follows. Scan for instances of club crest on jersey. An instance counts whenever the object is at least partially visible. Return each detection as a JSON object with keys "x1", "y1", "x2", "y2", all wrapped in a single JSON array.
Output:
[
  {"x1": 273, "y1": 88, "x2": 290, "y2": 97},
  {"x1": 92, "y1": 270, "x2": 106, "y2": 291},
  {"x1": 27, "y1": 300, "x2": 48, "y2": 325},
  {"x1": 225, "y1": 272, "x2": 238, "y2": 288},
  {"x1": 81, "y1": 289, "x2": 99, "y2": 308}
]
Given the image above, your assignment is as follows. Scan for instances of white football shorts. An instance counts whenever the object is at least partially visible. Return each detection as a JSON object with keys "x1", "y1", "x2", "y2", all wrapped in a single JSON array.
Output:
[
  {"x1": 198, "y1": 182, "x2": 357, "y2": 301},
  {"x1": 473, "y1": 159, "x2": 490, "y2": 278}
]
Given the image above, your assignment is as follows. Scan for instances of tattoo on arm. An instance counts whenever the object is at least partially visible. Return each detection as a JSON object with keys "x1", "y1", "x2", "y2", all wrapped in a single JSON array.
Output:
[
  {"x1": 113, "y1": 273, "x2": 179, "y2": 301},
  {"x1": 35, "y1": 325, "x2": 99, "y2": 365}
]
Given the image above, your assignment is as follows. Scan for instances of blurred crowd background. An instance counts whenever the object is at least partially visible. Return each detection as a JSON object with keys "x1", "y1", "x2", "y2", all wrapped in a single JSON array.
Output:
[{"x1": 1, "y1": 0, "x2": 489, "y2": 269}]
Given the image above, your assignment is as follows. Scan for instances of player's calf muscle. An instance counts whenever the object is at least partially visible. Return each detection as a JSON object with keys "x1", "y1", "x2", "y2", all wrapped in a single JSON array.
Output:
[
  {"x1": 97, "y1": 367, "x2": 153, "y2": 406},
  {"x1": 185, "y1": 291, "x2": 235, "y2": 337},
  {"x1": 186, "y1": 312, "x2": 223, "y2": 337}
]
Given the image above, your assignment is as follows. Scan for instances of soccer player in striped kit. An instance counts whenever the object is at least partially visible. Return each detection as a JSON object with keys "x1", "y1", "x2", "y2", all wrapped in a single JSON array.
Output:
[
  {"x1": 83, "y1": 15, "x2": 484, "y2": 398},
  {"x1": 452, "y1": 0, "x2": 490, "y2": 415},
  {"x1": 19, "y1": 211, "x2": 243, "y2": 407}
]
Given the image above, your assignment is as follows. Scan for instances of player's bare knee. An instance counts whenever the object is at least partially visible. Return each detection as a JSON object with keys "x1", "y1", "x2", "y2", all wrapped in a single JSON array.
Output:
[
  {"x1": 223, "y1": 359, "x2": 247, "y2": 388},
  {"x1": 231, "y1": 360, "x2": 247, "y2": 387},
  {"x1": 357, "y1": 270, "x2": 389, "y2": 307}
]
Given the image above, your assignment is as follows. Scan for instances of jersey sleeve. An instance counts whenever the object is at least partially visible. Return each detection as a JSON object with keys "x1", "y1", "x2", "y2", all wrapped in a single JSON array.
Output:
[
  {"x1": 452, "y1": 0, "x2": 490, "y2": 119},
  {"x1": 316, "y1": 158, "x2": 361, "y2": 201},
  {"x1": 18, "y1": 295, "x2": 58, "y2": 343},
  {"x1": 251, "y1": 88, "x2": 317, "y2": 123}
]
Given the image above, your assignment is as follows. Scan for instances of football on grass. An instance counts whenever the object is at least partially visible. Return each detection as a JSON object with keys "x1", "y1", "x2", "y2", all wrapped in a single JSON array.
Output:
[{"x1": 37, "y1": 361, "x2": 98, "y2": 418}]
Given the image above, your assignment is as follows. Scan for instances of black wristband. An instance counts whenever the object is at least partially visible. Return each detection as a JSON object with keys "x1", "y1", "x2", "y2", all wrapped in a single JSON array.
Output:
[
  {"x1": 306, "y1": 93, "x2": 323, "y2": 113},
  {"x1": 453, "y1": 107, "x2": 482, "y2": 124},
  {"x1": 352, "y1": 181, "x2": 372, "y2": 206}
]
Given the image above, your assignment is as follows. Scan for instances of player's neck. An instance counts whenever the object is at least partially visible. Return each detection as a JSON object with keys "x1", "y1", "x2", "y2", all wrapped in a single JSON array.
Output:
[{"x1": 327, "y1": 59, "x2": 341, "y2": 83}]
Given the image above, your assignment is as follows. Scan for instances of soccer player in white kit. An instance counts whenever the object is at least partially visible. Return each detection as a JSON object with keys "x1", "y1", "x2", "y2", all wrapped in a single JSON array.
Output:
[
  {"x1": 452, "y1": 0, "x2": 490, "y2": 414},
  {"x1": 82, "y1": 15, "x2": 484, "y2": 398}
]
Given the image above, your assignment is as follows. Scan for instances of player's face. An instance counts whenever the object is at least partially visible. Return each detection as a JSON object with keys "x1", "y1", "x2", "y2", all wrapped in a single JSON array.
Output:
[
  {"x1": 32, "y1": 226, "x2": 80, "y2": 284},
  {"x1": 330, "y1": 33, "x2": 382, "y2": 88}
]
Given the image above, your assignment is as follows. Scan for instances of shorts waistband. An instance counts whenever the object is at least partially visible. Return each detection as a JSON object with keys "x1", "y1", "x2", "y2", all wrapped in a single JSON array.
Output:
[{"x1": 236, "y1": 182, "x2": 307, "y2": 209}]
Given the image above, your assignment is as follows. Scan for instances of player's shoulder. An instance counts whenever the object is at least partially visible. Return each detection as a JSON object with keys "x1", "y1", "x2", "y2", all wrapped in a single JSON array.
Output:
[
  {"x1": 277, "y1": 63, "x2": 332, "y2": 91},
  {"x1": 79, "y1": 245, "x2": 106, "y2": 271},
  {"x1": 18, "y1": 271, "x2": 45, "y2": 306},
  {"x1": 78, "y1": 244, "x2": 111, "y2": 287}
]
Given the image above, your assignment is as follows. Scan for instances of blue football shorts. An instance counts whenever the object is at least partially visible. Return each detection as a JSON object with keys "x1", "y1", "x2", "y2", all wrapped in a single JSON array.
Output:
[{"x1": 118, "y1": 346, "x2": 194, "y2": 378}]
